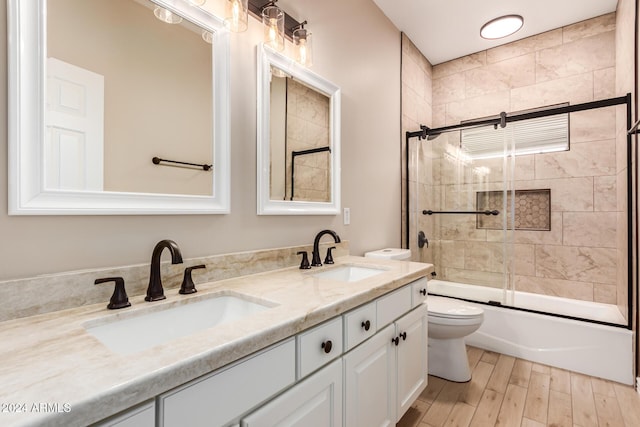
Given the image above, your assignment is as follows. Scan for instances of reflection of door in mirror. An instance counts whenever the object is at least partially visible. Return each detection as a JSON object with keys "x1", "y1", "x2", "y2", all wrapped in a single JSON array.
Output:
[
  {"x1": 269, "y1": 69, "x2": 331, "y2": 202},
  {"x1": 46, "y1": 58, "x2": 104, "y2": 191},
  {"x1": 47, "y1": 0, "x2": 213, "y2": 196}
]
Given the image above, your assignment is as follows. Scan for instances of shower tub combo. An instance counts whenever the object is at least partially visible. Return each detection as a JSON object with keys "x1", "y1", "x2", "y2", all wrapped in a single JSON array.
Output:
[{"x1": 428, "y1": 279, "x2": 634, "y2": 385}]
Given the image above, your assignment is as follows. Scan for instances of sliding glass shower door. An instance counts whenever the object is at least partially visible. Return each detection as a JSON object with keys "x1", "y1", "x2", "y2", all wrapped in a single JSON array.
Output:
[{"x1": 411, "y1": 127, "x2": 516, "y2": 306}]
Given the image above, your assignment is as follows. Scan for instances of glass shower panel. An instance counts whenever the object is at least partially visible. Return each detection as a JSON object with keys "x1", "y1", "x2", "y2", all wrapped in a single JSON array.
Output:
[{"x1": 415, "y1": 127, "x2": 515, "y2": 305}]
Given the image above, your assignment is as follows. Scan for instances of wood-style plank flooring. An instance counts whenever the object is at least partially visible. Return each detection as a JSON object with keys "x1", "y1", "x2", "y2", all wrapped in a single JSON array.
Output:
[{"x1": 397, "y1": 346, "x2": 640, "y2": 427}]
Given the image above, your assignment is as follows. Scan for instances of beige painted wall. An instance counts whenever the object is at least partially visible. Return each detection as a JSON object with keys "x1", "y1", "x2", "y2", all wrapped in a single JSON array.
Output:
[{"x1": 0, "y1": 0, "x2": 401, "y2": 280}]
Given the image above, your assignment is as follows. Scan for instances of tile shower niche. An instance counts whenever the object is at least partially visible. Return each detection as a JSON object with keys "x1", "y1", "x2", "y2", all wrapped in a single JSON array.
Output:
[{"x1": 476, "y1": 189, "x2": 551, "y2": 231}]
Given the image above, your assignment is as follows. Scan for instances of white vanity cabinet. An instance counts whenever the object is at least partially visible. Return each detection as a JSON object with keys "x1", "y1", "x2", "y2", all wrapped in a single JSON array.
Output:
[
  {"x1": 93, "y1": 275, "x2": 428, "y2": 427},
  {"x1": 344, "y1": 282, "x2": 429, "y2": 426},
  {"x1": 241, "y1": 359, "x2": 343, "y2": 427},
  {"x1": 157, "y1": 338, "x2": 295, "y2": 427}
]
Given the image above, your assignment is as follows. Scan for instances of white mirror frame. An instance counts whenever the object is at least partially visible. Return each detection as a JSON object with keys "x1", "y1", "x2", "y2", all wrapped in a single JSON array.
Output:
[
  {"x1": 7, "y1": 0, "x2": 230, "y2": 215},
  {"x1": 257, "y1": 44, "x2": 341, "y2": 215}
]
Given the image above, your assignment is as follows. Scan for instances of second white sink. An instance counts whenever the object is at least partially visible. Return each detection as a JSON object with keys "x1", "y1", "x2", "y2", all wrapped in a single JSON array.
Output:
[
  {"x1": 311, "y1": 265, "x2": 387, "y2": 282},
  {"x1": 84, "y1": 293, "x2": 274, "y2": 355}
]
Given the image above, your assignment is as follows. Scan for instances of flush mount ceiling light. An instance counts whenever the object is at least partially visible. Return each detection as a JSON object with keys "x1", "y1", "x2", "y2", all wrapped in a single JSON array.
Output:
[{"x1": 480, "y1": 14, "x2": 524, "y2": 40}]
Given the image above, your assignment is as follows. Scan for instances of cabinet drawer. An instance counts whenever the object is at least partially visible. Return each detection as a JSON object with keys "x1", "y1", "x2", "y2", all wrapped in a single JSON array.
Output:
[
  {"x1": 297, "y1": 317, "x2": 343, "y2": 379},
  {"x1": 376, "y1": 285, "x2": 411, "y2": 328},
  {"x1": 411, "y1": 278, "x2": 428, "y2": 307},
  {"x1": 95, "y1": 400, "x2": 154, "y2": 427},
  {"x1": 159, "y1": 338, "x2": 295, "y2": 427},
  {"x1": 343, "y1": 301, "x2": 377, "y2": 351}
]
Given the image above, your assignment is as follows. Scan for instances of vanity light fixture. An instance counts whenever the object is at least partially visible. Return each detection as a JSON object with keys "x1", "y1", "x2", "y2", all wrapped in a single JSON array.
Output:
[
  {"x1": 153, "y1": 6, "x2": 183, "y2": 24},
  {"x1": 262, "y1": 4, "x2": 285, "y2": 51},
  {"x1": 202, "y1": 30, "x2": 213, "y2": 43},
  {"x1": 480, "y1": 14, "x2": 523, "y2": 40},
  {"x1": 293, "y1": 22, "x2": 312, "y2": 67},
  {"x1": 224, "y1": 0, "x2": 249, "y2": 32}
]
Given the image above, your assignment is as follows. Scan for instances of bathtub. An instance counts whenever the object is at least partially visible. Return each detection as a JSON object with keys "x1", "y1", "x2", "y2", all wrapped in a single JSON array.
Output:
[{"x1": 428, "y1": 279, "x2": 634, "y2": 385}]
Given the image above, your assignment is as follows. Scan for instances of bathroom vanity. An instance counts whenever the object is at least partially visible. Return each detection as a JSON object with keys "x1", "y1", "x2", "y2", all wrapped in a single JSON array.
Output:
[{"x1": 0, "y1": 256, "x2": 431, "y2": 427}]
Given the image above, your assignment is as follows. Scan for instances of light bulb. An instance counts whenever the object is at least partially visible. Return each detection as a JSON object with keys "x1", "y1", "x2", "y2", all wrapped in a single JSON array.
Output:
[{"x1": 224, "y1": 0, "x2": 248, "y2": 32}]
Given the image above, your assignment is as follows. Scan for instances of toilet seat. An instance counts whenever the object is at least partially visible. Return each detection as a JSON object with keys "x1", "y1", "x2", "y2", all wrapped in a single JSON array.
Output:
[{"x1": 428, "y1": 296, "x2": 484, "y2": 320}]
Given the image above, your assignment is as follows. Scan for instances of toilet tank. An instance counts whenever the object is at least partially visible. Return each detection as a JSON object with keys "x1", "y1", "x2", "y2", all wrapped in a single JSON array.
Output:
[{"x1": 364, "y1": 248, "x2": 411, "y2": 260}]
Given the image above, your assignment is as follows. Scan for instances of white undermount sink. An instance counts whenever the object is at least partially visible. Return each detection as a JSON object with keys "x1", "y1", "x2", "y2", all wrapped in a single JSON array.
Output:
[
  {"x1": 311, "y1": 265, "x2": 387, "y2": 282},
  {"x1": 84, "y1": 293, "x2": 274, "y2": 355}
]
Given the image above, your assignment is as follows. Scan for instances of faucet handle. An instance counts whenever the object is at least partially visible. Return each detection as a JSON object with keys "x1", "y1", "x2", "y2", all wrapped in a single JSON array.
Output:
[
  {"x1": 180, "y1": 264, "x2": 206, "y2": 294},
  {"x1": 324, "y1": 247, "x2": 336, "y2": 264},
  {"x1": 297, "y1": 251, "x2": 311, "y2": 269},
  {"x1": 95, "y1": 277, "x2": 131, "y2": 310}
]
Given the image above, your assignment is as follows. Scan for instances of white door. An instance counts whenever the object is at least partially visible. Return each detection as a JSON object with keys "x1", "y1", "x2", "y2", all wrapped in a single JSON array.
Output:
[
  {"x1": 344, "y1": 324, "x2": 396, "y2": 427},
  {"x1": 241, "y1": 359, "x2": 342, "y2": 427},
  {"x1": 46, "y1": 57, "x2": 104, "y2": 191},
  {"x1": 395, "y1": 304, "x2": 428, "y2": 421}
]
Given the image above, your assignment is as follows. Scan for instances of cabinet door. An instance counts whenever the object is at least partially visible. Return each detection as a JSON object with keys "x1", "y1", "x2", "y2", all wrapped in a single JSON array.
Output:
[
  {"x1": 395, "y1": 304, "x2": 428, "y2": 421},
  {"x1": 241, "y1": 359, "x2": 343, "y2": 427},
  {"x1": 344, "y1": 324, "x2": 396, "y2": 427}
]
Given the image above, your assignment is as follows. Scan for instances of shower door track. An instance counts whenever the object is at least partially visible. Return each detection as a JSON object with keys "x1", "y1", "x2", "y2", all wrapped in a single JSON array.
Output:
[{"x1": 405, "y1": 93, "x2": 633, "y2": 330}]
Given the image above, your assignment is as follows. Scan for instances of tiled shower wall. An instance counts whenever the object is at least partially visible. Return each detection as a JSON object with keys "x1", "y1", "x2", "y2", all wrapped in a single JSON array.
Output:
[
  {"x1": 403, "y1": 13, "x2": 632, "y2": 318},
  {"x1": 286, "y1": 79, "x2": 331, "y2": 202}
]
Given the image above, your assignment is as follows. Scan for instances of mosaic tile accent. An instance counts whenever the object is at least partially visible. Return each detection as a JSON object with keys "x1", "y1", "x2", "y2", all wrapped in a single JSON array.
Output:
[{"x1": 477, "y1": 189, "x2": 551, "y2": 230}]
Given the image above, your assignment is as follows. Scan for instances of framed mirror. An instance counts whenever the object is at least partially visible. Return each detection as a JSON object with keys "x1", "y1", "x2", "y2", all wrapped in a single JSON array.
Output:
[
  {"x1": 257, "y1": 44, "x2": 341, "y2": 215},
  {"x1": 8, "y1": 0, "x2": 230, "y2": 214}
]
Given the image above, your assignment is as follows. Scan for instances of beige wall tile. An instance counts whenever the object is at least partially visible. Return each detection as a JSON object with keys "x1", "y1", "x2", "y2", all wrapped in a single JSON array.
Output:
[
  {"x1": 440, "y1": 240, "x2": 466, "y2": 269},
  {"x1": 516, "y1": 177, "x2": 593, "y2": 212},
  {"x1": 563, "y1": 13, "x2": 616, "y2": 43},
  {"x1": 446, "y1": 91, "x2": 511, "y2": 124},
  {"x1": 535, "y1": 245, "x2": 616, "y2": 285},
  {"x1": 510, "y1": 73, "x2": 593, "y2": 112},
  {"x1": 403, "y1": 55, "x2": 428, "y2": 100},
  {"x1": 562, "y1": 212, "x2": 617, "y2": 248},
  {"x1": 464, "y1": 241, "x2": 505, "y2": 273},
  {"x1": 536, "y1": 31, "x2": 615, "y2": 83},
  {"x1": 433, "y1": 73, "x2": 466, "y2": 105},
  {"x1": 443, "y1": 268, "x2": 504, "y2": 288},
  {"x1": 433, "y1": 51, "x2": 486, "y2": 79},
  {"x1": 465, "y1": 54, "x2": 536, "y2": 98},
  {"x1": 487, "y1": 29, "x2": 563, "y2": 64},
  {"x1": 440, "y1": 215, "x2": 487, "y2": 241},
  {"x1": 570, "y1": 107, "x2": 616, "y2": 142},
  {"x1": 514, "y1": 212, "x2": 563, "y2": 245},
  {"x1": 515, "y1": 275, "x2": 594, "y2": 301},
  {"x1": 594, "y1": 283, "x2": 617, "y2": 304},
  {"x1": 594, "y1": 175, "x2": 617, "y2": 212},
  {"x1": 594, "y1": 67, "x2": 616, "y2": 99},
  {"x1": 515, "y1": 244, "x2": 535, "y2": 276},
  {"x1": 534, "y1": 139, "x2": 615, "y2": 180}
]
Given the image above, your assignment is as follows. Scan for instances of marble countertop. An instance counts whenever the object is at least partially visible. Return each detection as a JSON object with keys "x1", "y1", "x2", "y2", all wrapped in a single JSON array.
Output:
[{"x1": 0, "y1": 256, "x2": 431, "y2": 427}]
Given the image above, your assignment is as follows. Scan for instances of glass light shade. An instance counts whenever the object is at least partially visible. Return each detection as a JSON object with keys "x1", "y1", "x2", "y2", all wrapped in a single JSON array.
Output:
[
  {"x1": 202, "y1": 30, "x2": 213, "y2": 44},
  {"x1": 224, "y1": 0, "x2": 248, "y2": 32},
  {"x1": 262, "y1": 6, "x2": 285, "y2": 51},
  {"x1": 480, "y1": 15, "x2": 523, "y2": 39},
  {"x1": 188, "y1": 0, "x2": 206, "y2": 5},
  {"x1": 293, "y1": 28, "x2": 312, "y2": 67},
  {"x1": 154, "y1": 6, "x2": 183, "y2": 24}
]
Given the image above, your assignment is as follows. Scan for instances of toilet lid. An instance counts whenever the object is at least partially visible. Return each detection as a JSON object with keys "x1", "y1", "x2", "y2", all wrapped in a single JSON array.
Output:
[{"x1": 428, "y1": 295, "x2": 484, "y2": 319}]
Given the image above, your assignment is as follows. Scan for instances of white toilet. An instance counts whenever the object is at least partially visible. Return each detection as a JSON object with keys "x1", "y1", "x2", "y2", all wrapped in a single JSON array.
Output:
[
  {"x1": 427, "y1": 295, "x2": 484, "y2": 382},
  {"x1": 364, "y1": 248, "x2": 484, "y2": 382}
]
